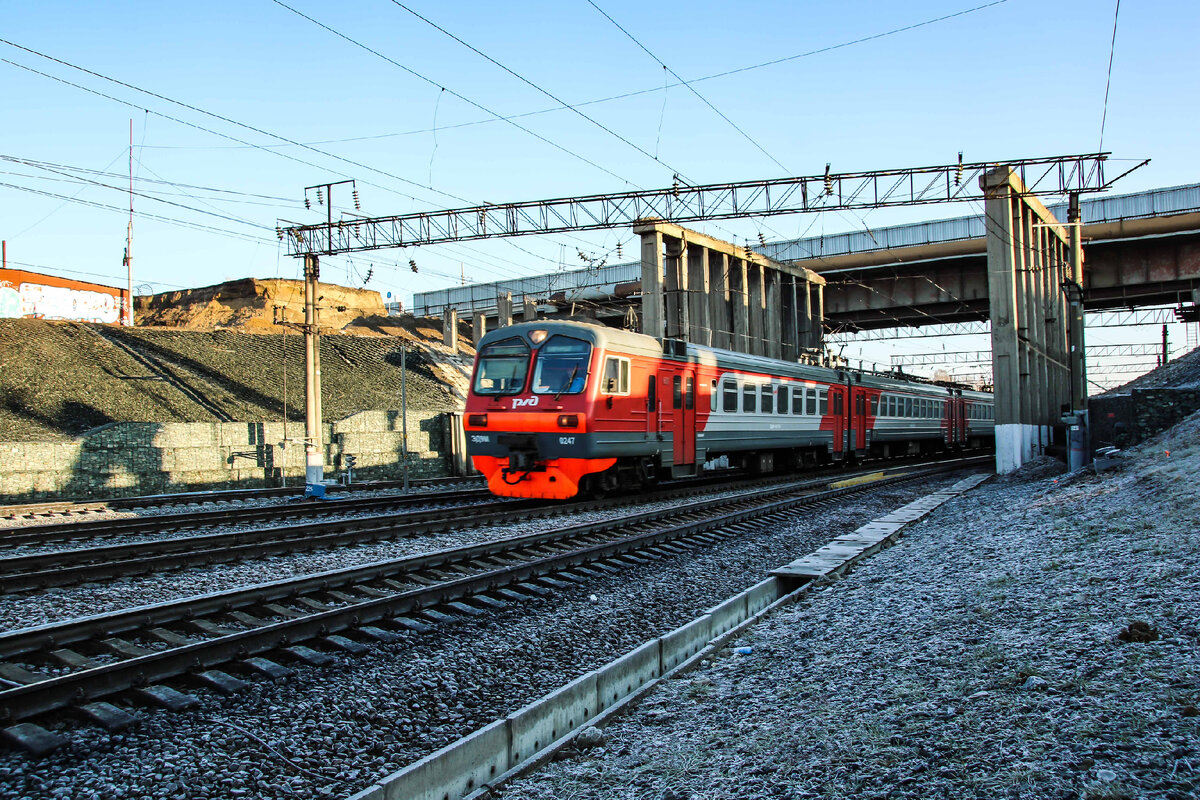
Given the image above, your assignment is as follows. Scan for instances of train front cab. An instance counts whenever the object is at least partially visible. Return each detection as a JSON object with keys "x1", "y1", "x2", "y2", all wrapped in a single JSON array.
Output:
[{"x1": 463, "y1": 324, "x2": 612, "y2": 499}]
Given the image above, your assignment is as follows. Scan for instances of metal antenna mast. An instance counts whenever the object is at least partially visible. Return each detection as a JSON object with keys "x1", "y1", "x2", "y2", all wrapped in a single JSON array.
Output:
[{"x1": 123, "y1": 118, "x2": 134, "y2": 326}]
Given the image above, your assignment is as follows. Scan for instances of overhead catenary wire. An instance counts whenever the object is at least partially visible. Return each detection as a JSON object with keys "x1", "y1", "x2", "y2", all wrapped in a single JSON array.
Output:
[
  {"x1": 585, "y1": 0, "x2": 790, "y2": 174},
  {"x1": 268, "y1": 0, "x2": 639, "y2": 190},
  {"x1": 0, "y1": 180, "x2": 275, "y2": 245},
  {"x1": 142, "y1": 1, "x2": 1011, "y2": 154},
  {"x1": 386, "y1": 0, "x2": 692, "y2": 183},
  {"x1": 0, "y1": 38, "x2": 476, "y2": 208},
  {"x1": 1098, "y1": 0, "x2": 1121, "y2": 153},
  {"x1": 0, "y1": 54, "x2": 570, "y2": 282}
]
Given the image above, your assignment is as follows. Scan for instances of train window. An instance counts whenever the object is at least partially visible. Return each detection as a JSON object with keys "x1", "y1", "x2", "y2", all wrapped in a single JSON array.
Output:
[
  {"x1": 818, "y1": 390, "x2": 828, "y2": 416},
  {"x1": 685, "y1": 377, "x2": 694, "y2": 410},
  {"x1": 474, "y1": 336, "x2": 531, "y2": 395},
  {"x1": 743, "y1": 383, "x2": 758, "y2": 413},
  {"x1": 792, "y1": 387, "x2": 804, "y2": 415},
  {"x1": 672, "y1": 376, "x2": 682, "y2": 409},
  {"x1": 806, "y1": 388, "x2": 817, "y2": 416},
  {"x1": 647, "y1": 375, "x2": 657, "y2": 411},
  {"x1": 904, "y1": 397, "x2": 913, "y2": 417},
  {"x1": 870, "y1": 395, "x2": 879, "y2": 416},
  {"x1": 723, "y1": 379, "x2": 738, "y2": 412},
  {"x1": 762, "y1": 385, "x2": 774, "y2": 414},
  {"x1": 778, "y1": 385, "x2": 790, "y2": 414},
  {"x1": 601, "y1": 357, "x2": 630, "y2": 395},
  {"x1": 532, "y1": 336, "x2": 591, "y2": 395}
]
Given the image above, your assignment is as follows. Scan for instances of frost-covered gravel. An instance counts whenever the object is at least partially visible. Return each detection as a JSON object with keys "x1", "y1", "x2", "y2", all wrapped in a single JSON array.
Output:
[
  {"x1": 503, "y1": 414, "x2": 1200, "y2": 800},
  {"x1": 0, "y1": 475, "x2": 955, "y2": 799},
  {"x1": 0, "y1": 480, "x2": 835, "y2": 631}
]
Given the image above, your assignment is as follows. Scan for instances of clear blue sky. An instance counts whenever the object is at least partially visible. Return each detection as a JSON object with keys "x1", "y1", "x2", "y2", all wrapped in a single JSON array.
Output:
[{"x1": 0, "y1": 0, "x2": 1195, "y2": 354}]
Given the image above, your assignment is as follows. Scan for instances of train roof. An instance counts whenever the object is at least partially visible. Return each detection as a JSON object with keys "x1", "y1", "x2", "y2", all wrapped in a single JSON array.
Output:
[
  {"x1": 477, "y1": 320, "x2": 993, "y2": 399},
  {"x1": 477, "y1": 319, "x2": 662, "y2": 357}
]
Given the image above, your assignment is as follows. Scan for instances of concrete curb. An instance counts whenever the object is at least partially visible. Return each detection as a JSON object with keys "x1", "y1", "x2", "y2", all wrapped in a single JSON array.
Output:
[{"x1": 346, "y1": 472, "x2": 991, "y2": 800}]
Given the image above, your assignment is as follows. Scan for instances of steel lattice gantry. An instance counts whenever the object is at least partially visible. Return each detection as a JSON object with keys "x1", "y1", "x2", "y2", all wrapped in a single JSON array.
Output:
[{"x1": 281, "y1": 154, "x2": 1110, "y2": 256}]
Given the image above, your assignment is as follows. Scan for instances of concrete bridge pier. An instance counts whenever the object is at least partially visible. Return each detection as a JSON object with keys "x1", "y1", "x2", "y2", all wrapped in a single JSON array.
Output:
[
  {"x1": 634, "y1": 220, "x2": 824, "y2": 359},
  {"x1": 983, "y1": 167, "x2": 1074, "y2": 473}
]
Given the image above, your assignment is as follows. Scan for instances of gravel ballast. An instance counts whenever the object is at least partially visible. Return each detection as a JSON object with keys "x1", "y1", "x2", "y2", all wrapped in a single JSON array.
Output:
[
  {"x1": 502, "y1": 415, "x2": 1200, "y2": 800},
  {"x1": 0, "y1": 475, "x2": 954, "y2": 799}
]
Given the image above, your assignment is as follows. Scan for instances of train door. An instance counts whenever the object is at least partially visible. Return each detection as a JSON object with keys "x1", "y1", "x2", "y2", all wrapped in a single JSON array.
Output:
[
  {"x1": 947, "y1": 392, "x2": 962, "y2": 448},
  {"x1": 852, "y1": 388, "x2": 868, "y2": 453},
  {"x1": 646, "y1": 372, "x2": 658, "y2": 439},
  {"x1": 672, "y1": 369, "x2": 697, "y2": 467},
  {"x1": 957, "y1": 391, "x2": 968, "y2": 444},
  {"x1": 829, "y1": 387, "x2": 846, "y2": 459}
]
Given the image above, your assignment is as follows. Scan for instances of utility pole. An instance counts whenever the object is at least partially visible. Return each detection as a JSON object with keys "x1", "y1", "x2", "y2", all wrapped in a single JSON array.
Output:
[
  {"x1": 302, "y1": 252, "x2": 323, "y2": 492},
  {"x1": 290, "y1": 179, "x2": 358, "y2": 495}
]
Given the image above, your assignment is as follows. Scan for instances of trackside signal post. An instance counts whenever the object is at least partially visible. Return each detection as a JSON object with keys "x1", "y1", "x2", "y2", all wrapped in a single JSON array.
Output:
[{"x1": 1062, "y1": 193, "x2": 1090, "y2": 471}]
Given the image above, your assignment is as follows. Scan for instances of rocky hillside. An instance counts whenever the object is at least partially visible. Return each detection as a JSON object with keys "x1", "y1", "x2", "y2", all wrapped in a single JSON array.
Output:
[{"x1": 0, "y1": 319, "x2": 471, "y2": 442}]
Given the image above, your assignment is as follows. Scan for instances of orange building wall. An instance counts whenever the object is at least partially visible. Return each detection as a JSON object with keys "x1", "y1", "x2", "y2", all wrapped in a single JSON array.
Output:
[{"x1": 0, "y1": 268, "x2": 130, "y2": 324}]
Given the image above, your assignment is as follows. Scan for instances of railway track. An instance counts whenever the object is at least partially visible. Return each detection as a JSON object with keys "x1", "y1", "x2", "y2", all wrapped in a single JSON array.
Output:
[
  {"x1": 0, "y1": 475, "x2": 482, "y2": 521},
  {"x1": 0, "y1": 457, "x2": 976, "y2": 592},
  {"x1": 0, "y1": 457, "x2": 988, "y2": 743},
  {"x1": 0, "y1": 485, "x2": 497, "y2": 552}
]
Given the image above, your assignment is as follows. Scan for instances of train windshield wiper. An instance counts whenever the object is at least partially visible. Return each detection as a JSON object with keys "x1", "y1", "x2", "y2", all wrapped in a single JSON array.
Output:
[{"x1": 555, "y1": 365, "x2": 580, "y2": 400}]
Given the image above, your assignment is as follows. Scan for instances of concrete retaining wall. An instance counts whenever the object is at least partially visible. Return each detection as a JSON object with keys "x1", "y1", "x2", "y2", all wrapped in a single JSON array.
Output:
[
  {"x1": 0, "y1": 409, "x2": 454, "y2": 503},
  {"x1": 1090, "y1": 388, "x2": 1200, "y2": 449}
]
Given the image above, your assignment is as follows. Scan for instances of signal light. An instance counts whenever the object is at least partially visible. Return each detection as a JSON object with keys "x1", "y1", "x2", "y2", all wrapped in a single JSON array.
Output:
[
  {"x1": 557, "y1": 414, "x2": 579, "y2": 428},
  {"x1": 467, "y1": 414, "x2": 488, "y2": 427}
]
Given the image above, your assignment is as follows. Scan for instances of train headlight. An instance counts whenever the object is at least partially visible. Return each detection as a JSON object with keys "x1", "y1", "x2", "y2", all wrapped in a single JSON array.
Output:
[
  {"x1": 557, "y1": 414, "x2": 579, "y2": 428},
  {"x1": 467, "y1": 414, "x2": 488, "y2": 427},
  {"x1": 529, "y1": 329, "x2": 548, "y2": 344}
]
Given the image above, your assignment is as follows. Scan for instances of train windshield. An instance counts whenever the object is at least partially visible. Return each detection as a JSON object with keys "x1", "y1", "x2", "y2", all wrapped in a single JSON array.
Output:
[
  {"x1": 532, "y1": 335, "x2": 591, "y2": 396},
  {"x1": 473, "y1": 337, "x2": 531, "y2": 395}
]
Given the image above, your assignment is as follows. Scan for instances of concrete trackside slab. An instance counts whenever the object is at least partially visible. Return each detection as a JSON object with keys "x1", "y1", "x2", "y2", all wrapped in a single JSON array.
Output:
[
  {"x1": 507, "y1": 671, "x2": 598, "y2": 765},
  {"x1": 746, "y1": 577, "x2": 781, "y2": 616},
  {"x1": 350, "y1": 718, "x2": 509, "y2": 800},
  {"x1": 706, "y1": 593, "x2": 749, "y2": 639},
  {"x1": 660, "y1": 615, "x2": 714, "y2": 673},
  {"x1": 596, "y1": 640, "x2": 661, "y2": 708}
]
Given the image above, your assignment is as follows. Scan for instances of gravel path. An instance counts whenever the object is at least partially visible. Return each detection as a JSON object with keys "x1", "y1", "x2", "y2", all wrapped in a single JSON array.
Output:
[
  {"x1": 0, "y1": 476, "x2": 955, "y2": 799},
  {"x1": 503, "y1": 414, "x2": 1200, "y2": 800}
]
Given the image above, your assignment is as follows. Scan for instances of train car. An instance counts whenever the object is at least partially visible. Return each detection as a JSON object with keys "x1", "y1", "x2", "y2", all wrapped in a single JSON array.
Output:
[{"x1": 464, "y1": 320, "x2": 993, "y2": 499}]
